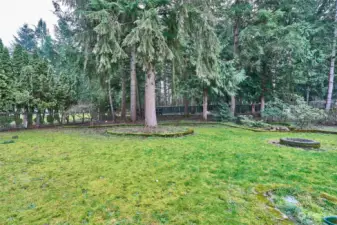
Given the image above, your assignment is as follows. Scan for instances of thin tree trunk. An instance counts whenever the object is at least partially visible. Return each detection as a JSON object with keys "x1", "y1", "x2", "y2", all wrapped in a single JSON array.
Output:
[
  {"x1": 23, "y1": 108, "x2": 28, "y2": 128},
  {"x1": 234, "y1": 18, "x2": 240, "y2": 57},
  {"x1": 184, "y1": 96, "x2": 189, "y2": 116},
  {"x1": 108, "y1": 79, "x2": 115, "y2": 122},
  {"x1": 230, "y1": 95, "x2": 236, "y2": 117},
  {"x1": 130, "y1": 48, "x2": 137, "y2": 122},
  {"x1": 306, "y1": 87, "x2": 310, "y2": 104},
  {"x1": 121, "y1": 68, "x2": 126, "y2": 121},
  {"x1": 55, "y1": 111, "x2": 61, "y2": 124},
  {"x1": 145, "y1": 63, "x2": 157, "y2": 127},
  {"x1": 136, "y1": 76, "x2": 142, "y2": 119},
  {"x1": 251, "y1": 103, "x2": 256, "y2": 114},
  {"x1": 61, "y1": 112, "x2": 64, "y2": 125},
  {"x1": 172, "y1": 61, "x2": 176, "y2": 105},
  {"x1": 164, "y1": 71, "x2": 168, "y2": 106},
  {"x1": 28, "y1": 108, "x2": 33, "y2": 127},
  {"x1": 203, "y1": 88, "x2": 208, "y2": 121},
  {"x1": 261, "y1": 95, "x2": 265, "y2": 112},
  {"x1": 36, "y1": 110, "x2": 41, "y2": 127},
  {"x1": 326, "y1": 0, "x2": 337, "y2": 111},
  {"x1": 15, "y1": 108, "x2": 21, "y2": 127},
  {"x1": 42, "y1": 110, "x2": 46, "y2": 124},
  {"x1": 231, "y1": 16, "x2": 240, "y2": 116},
  {"x1": 261, "y1": 63, "x2": 267, "y2": 112}
]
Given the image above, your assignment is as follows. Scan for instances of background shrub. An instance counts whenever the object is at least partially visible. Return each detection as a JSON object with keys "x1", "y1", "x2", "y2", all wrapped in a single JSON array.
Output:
[
  {"x1": 0, "y1": 115, "x2": 14, "y2": 129},
  {"x1": 263, "y1": 95, "x2": 326, "y2": 129},
  {"x1": 262, "y1": 98, "x2": 291, "y2": 122},
  {"x1": 236, "y1": 115, "x2": 271, "y2": 128},
  {"x1": 47, "y1": 115, "x2": 55, "y2": 124},
  {"x1": 289, "y1": 97, "x2": 326, "y2": 129},
  {"x1": 215, "y1": 103, "x2": 235, "y2": 122}
]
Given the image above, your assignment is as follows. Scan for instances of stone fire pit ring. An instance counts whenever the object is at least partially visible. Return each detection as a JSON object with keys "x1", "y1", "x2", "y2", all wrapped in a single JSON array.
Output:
[{"x1": 280, "y1": 138, "x2": 321, "y2": 149}]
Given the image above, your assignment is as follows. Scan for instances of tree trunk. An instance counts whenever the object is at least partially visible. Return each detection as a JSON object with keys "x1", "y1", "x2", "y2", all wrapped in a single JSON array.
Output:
[
  {"x1": 15, "y1": 109, "x2": 21, "y2": 127},
  {"x1": 136, "y1": 76, "x2": 142, "y2": 119},
  {"x1": 28, "y1": 109, "x2": 33, "y2": 127},
  {"x1": 306, "y1": 87, "x2": 310, "y2": 104},
  {"x1": 130, "y1": 48, "x2": 137, "y2": 122},
  {"x1": 61, "y1": 112, "x2": 65, "y2": 125},
  {"x1": 108, "y1": 79, "x2": 115, "y2": 122},
  {"x1": 234, "y1": 19, "x2": 240, "y2": 56},
  {"x1": 261, "y1": 63, "x2": 267, "y2": 112},
  {"x1": 203, "y1": 88, "x2": 208, "y2": 121},
  {"x1": 145, "y1": 63, "x2": 157, "y2": 127},
  {"x1": 261, "y1": 95, "x2": 265, "y2": 112},
  {"x1": 121, "y1": 68, "x2": 126, "y2": 121},
  {"x1": 184, "y1": 96, "x2": 189, "y2": 116},
  {"x1": 251, "y1": 103, "x2": 256, "y2": 114},
  {"x1": 230, "y1": 18, "x2": 240, "y2": 117},
  {"x1": 23, "y1": 108, "x2": 28, "y2": 128},
  {"x1": 164, "y1": 72, "x2": 168, "y2": 106},
  {"x1": 36, "y1": 110, "x2": 41, "y2": 127},
  {"x1": 55, "y1": 111, "x2": 61, "y2": 124},
  {"x1": 230, "y1": 96, "x2": 236, "y2": 116},
  {"x1": 42, "y1": 110, "x2": 46, "y2": 124},
  {"x1": 172, "y1": 61, "x2": 176, "y2": 105},
  {"x1": 326, "y1": 0, "x2": 337, "y2": 111}
]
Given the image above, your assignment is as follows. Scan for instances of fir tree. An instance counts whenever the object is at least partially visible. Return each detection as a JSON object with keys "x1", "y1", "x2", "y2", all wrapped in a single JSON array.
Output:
[{"x1": 14, "y1": 24, "x2": 37, "y2": 52}]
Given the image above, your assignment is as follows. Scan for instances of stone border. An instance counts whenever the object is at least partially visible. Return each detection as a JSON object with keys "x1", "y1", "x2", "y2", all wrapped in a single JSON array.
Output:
[
  {"x1": 323, "y1": 216, "x2": 337, "y2": 225},
  {"x1": 63, "y1": 122, "x2": 218, "y2": 129},
  {"x1": 106, "y1": 128, "x2": 194, "y2": 138},
  {"x1": 280, "y1": 138, "x2": 321, "y2": 149}
]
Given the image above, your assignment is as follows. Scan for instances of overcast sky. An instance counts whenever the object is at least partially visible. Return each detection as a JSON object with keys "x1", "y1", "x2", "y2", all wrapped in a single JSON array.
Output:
[{"x1": 0, "y1": 0, "x2": 58, "y2": 46}]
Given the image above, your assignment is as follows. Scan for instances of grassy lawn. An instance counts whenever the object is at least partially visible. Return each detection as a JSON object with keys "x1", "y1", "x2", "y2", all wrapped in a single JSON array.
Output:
[{"x1": 1, "y1": 126, "x2": 337, "y2": 224}]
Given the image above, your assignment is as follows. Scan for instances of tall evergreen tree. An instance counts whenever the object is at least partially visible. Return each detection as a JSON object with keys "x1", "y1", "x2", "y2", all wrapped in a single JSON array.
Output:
[
  {"x1": 14, "y1": 24, "x2": 37, "y2": 52},
  {"x1": 0, "y1": 39, "x2": 13, "y2": 110},
  {"x1": 123, "y1": 7, "x2": 173, "y2": 127},
  {"x1": 326, "y1": 0, "x2": 337, "y2": 110}
]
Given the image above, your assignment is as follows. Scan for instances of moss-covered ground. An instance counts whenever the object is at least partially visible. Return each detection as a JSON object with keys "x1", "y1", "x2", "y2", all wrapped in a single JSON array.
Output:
[{"x1": 1, "y1": 126, "x2": 337, "y2": 224}]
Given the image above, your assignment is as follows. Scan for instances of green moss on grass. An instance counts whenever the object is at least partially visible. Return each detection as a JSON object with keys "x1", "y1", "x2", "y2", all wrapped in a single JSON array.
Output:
[{"x1": 0, "y1": 126, "x2": 337, "y2": 224}]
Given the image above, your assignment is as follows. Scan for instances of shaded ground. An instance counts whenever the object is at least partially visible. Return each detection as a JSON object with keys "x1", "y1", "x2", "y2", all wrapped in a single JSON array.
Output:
[{"x1": 0, "y1": 126, "x2": 337, "y2": 224}]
